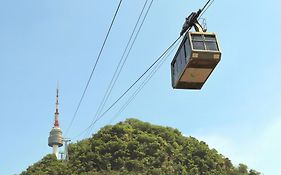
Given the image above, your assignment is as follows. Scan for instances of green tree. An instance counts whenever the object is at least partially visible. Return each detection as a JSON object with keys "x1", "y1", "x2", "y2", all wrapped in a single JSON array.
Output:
[{"x1": 21, "y1": 118, "x2": 261, "y2": 175}]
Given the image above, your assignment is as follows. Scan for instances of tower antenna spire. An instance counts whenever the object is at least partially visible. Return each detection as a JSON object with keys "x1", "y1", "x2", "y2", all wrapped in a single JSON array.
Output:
[{"x1": 54, "y1": 83, "x2": 60, "y2": 127}]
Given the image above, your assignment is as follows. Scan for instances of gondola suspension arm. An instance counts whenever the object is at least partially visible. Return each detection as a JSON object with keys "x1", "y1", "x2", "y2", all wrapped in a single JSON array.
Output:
[{"x1": 180, "y1": 0, "x2": 213, "y2": 35}]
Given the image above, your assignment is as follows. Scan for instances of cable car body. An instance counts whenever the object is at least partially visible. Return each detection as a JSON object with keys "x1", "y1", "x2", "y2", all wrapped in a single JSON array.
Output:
[
  {"x1": 171, "y1": 6, "x2": 221, "y2": 90},
  {"x1": 171, "y1": 31, "x2": 221, "y2": 89}
]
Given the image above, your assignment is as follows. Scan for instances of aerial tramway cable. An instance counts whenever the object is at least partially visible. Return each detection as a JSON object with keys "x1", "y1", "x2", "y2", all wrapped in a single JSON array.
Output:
[
  {"x1": 75, "y1": 36, "x2": 182, "y2": 139},
  {"x1": 108, "y1": 40, "x2": 181, "y2": 125},
  {"x1": 86, "y1": 0, "x2": 154, "y2": 136},
  {"x1": 199, "y1": 0, "x2": 214, "y2": 19},
  {"x1": 65, "y1": 0, "x2": 123, "y2": 136}
]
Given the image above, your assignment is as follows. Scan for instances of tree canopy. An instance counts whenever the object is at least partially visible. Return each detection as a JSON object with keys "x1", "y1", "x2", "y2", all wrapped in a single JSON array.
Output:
[{"x1": 21, "y1": 118, "x2": 260, "y2": 175}]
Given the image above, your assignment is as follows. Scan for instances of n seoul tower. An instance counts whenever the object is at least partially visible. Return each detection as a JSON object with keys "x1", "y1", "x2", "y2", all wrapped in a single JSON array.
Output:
[{"x1": 48, "y1": 88, "x2": 63, "y2": 159}]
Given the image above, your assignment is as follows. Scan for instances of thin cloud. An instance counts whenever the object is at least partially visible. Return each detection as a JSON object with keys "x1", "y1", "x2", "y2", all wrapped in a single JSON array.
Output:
[{"x1": 193, "y1": 117, "x2": 281, "y2": 174}]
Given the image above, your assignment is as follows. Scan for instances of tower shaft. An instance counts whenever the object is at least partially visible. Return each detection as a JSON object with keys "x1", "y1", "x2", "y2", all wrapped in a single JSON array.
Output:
[{"x1": 53, "y1": 145, "x2": 59, "y2": 158}]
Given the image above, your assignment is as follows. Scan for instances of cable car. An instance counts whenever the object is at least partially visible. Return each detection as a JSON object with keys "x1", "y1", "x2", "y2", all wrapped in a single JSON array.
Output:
[{"x1": 171, "y1": 9, "x2": 221, "y2": 90}]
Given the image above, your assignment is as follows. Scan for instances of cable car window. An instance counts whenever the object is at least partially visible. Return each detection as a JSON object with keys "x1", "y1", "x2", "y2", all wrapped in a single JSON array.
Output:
[
  {"x1": 184, "y1": 38, "x2": 191, "y2": 59},
  {"x1": 179, "y1": 45, "x2": 185, "y2": 61},
  {"x1": 175, "y1": 54, "x2": 181, "y2": 80},
  {"x1": 204, "y1": 35, "x2": 216, "y2": 42},
  {"x1": 192, "y1": 41, "x2": 205, "y2": 50},
  {"x1": 205, "y1": 41, "x2": 218, "y2": 51},
  {"x1": 172, "y1": 62, "x2": 177, "y2": 80},
  {"x1": 177, "y1": 49, "x2": 183, "y2": 72},
  {"x1": 191, "y1": 34, "x2": 203, "y2": 41}
]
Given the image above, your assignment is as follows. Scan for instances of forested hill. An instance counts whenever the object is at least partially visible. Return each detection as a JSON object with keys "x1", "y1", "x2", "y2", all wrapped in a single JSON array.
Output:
[{"x1": 21, "y1": 118, "x2": 260, "y2": 175}]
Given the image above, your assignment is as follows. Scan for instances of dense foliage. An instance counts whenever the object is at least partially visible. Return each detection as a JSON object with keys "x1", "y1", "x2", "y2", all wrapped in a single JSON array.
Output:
[{"x1": 21, "y1": 118, "x2": 260, "y2": 175}]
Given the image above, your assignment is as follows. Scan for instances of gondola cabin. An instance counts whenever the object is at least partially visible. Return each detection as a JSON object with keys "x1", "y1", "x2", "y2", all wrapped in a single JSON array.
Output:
[{"x1": 171, "y1": 32, "x2": 221, "y2": 89}]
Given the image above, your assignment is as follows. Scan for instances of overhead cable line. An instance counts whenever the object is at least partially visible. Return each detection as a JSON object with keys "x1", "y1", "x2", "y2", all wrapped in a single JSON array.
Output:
[
  {"x1": 108, "y1": 39, "x2": 181, "y2": 124},
  {"x1": 91, "y1": 36, "x2": 181, "y2": 131},
  {"x1": 75, "y1": 35, "x2": 182, "y2": 139},
  {"x1": 65, "y1": 0, "x2": 123, "y2": 136},
  {"x1": 86, "y1": 0, "x2": 154, "y2": 136},
  {"x1": 202, "y1": 0, "x2": 212, "y2": 12},
  {"x1": 199, "y1": 0, "x2": 214, "y2": 18}
]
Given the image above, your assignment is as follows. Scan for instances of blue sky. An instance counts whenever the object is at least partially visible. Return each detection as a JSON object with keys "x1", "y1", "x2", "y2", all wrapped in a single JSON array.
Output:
[{"x1": 0, "y1": 0, "x2": 281, "y2": 174}]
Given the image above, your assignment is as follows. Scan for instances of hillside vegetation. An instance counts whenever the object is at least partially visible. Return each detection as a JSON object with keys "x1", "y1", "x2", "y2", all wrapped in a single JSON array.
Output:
[{"x1": 21, "y1": 118, "x2": 260, "y2": 175}]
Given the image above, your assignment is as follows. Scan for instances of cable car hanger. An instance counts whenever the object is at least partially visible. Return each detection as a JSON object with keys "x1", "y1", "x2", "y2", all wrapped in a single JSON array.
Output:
[
  {"x1": 180, "y1": 10, "x2": 205, "y2": 35},
  {"x1": 180, "y1": 0, "x2": 213, "y2": 35}
]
